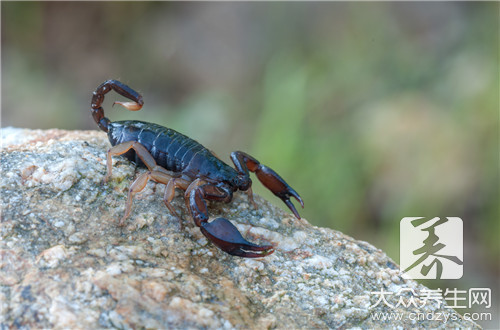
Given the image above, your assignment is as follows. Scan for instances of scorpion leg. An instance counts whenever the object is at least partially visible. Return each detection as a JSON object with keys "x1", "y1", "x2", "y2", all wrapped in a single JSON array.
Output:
[
  {"x1": 163, "y1": 177, "x2": 190, "y2": 221},
  {"x1": 119, "y1": 170, "x2": 183, "y2": 226},
  {"x1": 120, "y1": 171, "x2": 150, "y2": 225},
  {"x1": 185, "y1": 180, "x2": 274, "y2": 258},
  {"x1": 231, "y1": 151, "x2": 304, "y2": 219},
  {"x1": 105, "y1": 140, "x2": 185, "y2": 224},
  {"x1": 105, "y1": 141, "x2": 165, "y2": 182}
]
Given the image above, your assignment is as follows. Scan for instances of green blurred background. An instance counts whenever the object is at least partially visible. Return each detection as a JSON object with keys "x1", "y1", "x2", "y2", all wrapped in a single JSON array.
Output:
[{"x1": 2, "y1": 2, "x2": 498, "y2": 325}]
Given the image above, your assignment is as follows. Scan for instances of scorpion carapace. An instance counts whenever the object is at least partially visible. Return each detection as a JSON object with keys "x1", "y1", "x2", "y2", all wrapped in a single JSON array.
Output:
[{"x1": 91, "y1": 80, "x2": 304, "y2": 258}]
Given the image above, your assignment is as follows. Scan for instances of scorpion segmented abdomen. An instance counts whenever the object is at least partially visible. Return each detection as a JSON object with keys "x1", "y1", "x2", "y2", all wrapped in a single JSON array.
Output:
[
  {"x1": 151, "y1": 130, "x2": 187, "y2": 172},
  {"x1": 108, "y1": 120, "x2": 229, "y2": 179},
  {"x1": 154, "y1": 130, "x2": 206, "y2": 173}
]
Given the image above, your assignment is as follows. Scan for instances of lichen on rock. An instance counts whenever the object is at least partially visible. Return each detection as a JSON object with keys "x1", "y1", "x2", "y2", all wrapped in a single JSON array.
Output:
[{"x1": 0, "y1": 128, "x2": 479, "y2": 328}]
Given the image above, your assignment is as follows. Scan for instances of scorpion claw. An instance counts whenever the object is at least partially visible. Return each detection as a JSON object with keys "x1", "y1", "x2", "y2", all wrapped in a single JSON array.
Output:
[
  {"x1": 281, "y1": 188, "x2": 304, "y2": 219},
  {"x1": 200, "y1": 218, "x2": 275, "y2": 258}
]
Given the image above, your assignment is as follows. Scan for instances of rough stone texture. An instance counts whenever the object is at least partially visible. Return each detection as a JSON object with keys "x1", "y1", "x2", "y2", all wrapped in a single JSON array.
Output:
[{"x1": 1, "y1": 128, "x2": 479, "y2": 329}]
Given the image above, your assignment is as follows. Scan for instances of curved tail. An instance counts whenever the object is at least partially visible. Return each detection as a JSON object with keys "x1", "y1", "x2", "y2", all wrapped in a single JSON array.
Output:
[{"x1": 90, "y1": 80, "x2": 144, "y2": 132}]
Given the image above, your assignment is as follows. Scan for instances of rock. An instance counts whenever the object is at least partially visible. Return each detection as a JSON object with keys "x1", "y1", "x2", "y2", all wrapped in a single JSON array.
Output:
[{"x1": 0, "y1": 128, "x2": 479, "y2": 328}]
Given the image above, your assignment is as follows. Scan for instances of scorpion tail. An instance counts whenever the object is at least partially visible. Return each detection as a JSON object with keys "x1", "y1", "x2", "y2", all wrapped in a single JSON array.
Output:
[
  {"x1": 91, "y1": 106, "x2": 111, "y2": 133},
  {"x1": 91, "y1": 80, "x2": 144, "y2": 133}
]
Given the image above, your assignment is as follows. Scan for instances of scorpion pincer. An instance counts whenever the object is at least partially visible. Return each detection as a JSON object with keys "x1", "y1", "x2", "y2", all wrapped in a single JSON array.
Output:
[{"x1": 90, "y1": 80, "x2": 304, "y2": 258}]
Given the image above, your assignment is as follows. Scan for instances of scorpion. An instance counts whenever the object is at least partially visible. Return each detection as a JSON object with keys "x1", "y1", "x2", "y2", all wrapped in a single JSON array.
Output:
[{"x1": 90, "y1": 80, "x2": 304, "y2": 258}]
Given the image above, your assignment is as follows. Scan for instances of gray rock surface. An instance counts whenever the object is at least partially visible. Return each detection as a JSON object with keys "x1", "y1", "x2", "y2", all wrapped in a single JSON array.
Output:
[{"x1": 1, "y1": 128, "x2": 478, "y2": 328}]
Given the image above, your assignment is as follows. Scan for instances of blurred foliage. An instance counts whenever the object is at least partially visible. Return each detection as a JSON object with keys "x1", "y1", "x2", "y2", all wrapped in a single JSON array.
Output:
[{"x1": 2, "y1": 2, "x2": 498, "y2": 321}]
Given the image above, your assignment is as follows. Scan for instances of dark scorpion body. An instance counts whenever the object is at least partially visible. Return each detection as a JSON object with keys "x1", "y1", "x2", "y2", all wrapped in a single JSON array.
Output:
[{"x1": 91, "y1": 80, "x2": 304, "y2": 257}]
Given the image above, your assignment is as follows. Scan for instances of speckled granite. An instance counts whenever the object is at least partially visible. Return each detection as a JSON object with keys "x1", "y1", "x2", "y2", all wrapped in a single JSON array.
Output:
[{"x1": 0, "y1": 128, "x2": 479, "y2": 328}]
